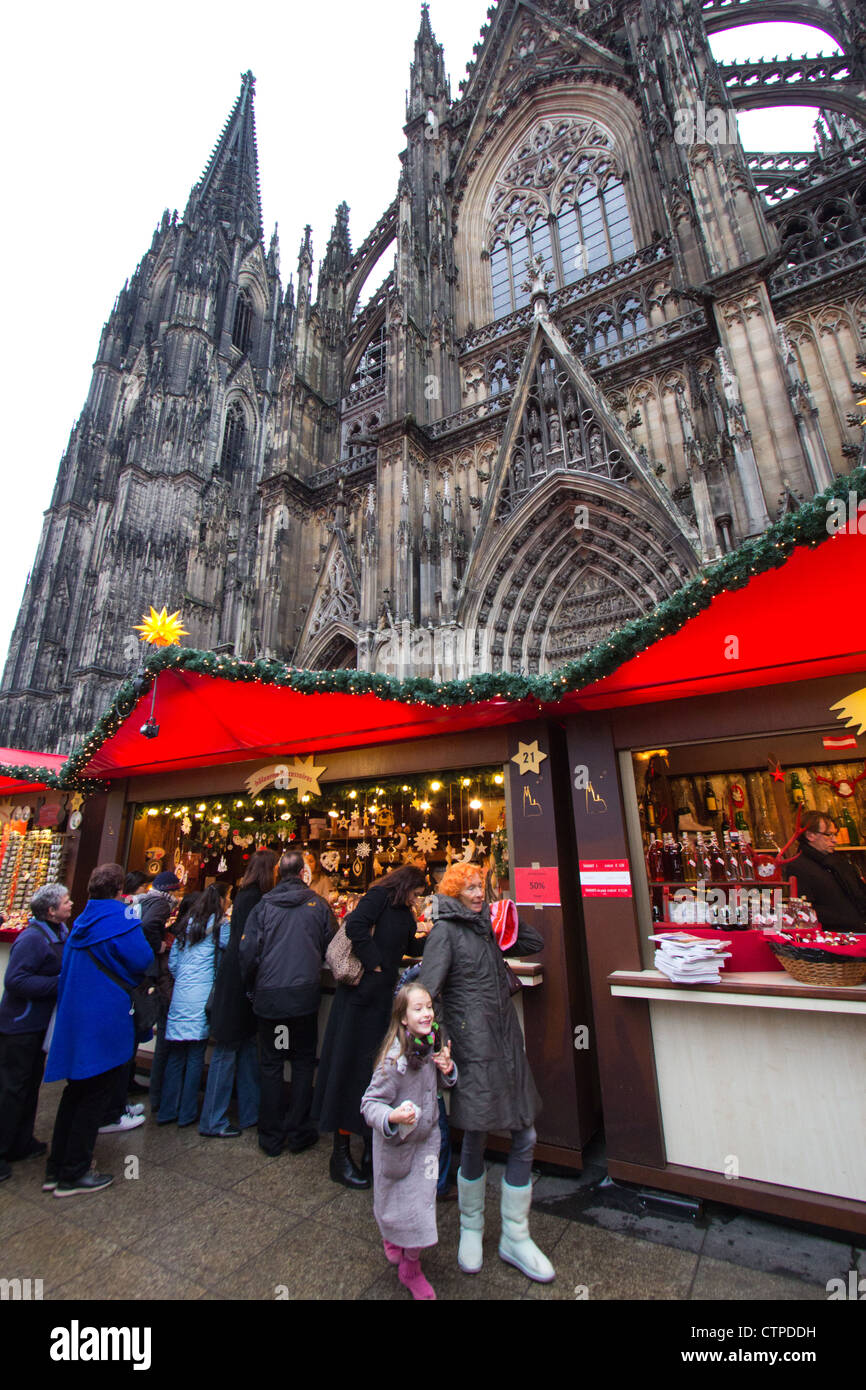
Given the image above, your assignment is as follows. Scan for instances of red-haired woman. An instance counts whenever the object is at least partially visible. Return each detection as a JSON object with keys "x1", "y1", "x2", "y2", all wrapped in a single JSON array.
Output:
[{"x1": 417, "y1": 861, "x2": 553, "y2": 1283}]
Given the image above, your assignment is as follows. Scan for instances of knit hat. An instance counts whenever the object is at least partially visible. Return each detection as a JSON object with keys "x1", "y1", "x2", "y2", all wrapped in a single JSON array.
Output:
[{"x1": 152, "y1": 871, "x2": 181, "y2": 890}]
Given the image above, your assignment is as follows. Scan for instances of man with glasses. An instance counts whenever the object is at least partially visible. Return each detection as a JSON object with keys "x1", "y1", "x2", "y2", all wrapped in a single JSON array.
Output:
[{"x1": 784, "y1": 811, "x2": 866, "y2": 932}]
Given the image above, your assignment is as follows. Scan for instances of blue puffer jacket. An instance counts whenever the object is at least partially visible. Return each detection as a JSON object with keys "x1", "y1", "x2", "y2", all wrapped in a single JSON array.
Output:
[
  {"x1": 44, "y1": 898, "x2": 153, "y2": 1082},
  {"x1": 165, "y1": 915, "x2": 230, "y2": 1042}
]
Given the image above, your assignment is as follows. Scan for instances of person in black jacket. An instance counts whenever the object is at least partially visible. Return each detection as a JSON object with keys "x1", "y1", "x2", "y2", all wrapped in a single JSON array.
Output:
[
  {"x1": 198, "y1": 849, "x2": 277, "y2": 1138},
  {"x1": 0, "y1": 883, "x2": 72, "y2": 1181},
  {"x1": 239, "y1": 851, "x2": 336, "y2": 1156},
  {"x1": 784, "y1": 812, "x2": 866, "y2": 932},
  {"x1": 312, "y1": 863, "x2": 426, "y2": 1188}
]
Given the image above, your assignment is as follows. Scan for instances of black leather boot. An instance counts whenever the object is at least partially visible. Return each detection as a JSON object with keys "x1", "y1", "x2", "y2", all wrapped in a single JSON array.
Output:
[{"x1": 329, "y1": 1132, "x2": 370, "y2": 1189}]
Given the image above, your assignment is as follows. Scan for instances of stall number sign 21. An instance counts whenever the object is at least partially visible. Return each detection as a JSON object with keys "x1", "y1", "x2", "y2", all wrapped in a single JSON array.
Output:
[{"x1": 512, "y1": 741, "x2": 547, "y2": 775}]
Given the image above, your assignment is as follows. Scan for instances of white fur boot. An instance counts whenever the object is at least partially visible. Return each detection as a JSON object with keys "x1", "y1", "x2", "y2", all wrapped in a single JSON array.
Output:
[
  {"x1": 498, "y1": 1178, "x2": 555, "y2": 1282},
  {"x1": 456, "y1": 1169, "x2": 486, "y2": 1274}
]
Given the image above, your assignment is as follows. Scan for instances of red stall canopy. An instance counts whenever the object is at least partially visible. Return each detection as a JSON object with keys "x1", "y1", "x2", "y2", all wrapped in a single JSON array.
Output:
[
  {"x1": 0, "y1": 749, "x2": 68, "y2": 794},
  {"x1": 78, "y1": 529, "x2": 866, "y2": 781}
]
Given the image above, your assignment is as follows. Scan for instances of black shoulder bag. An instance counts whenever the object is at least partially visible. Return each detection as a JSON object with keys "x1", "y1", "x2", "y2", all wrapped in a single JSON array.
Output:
[{"x1": 86, "y1": 950, "x2": 161, "y2": 1034}]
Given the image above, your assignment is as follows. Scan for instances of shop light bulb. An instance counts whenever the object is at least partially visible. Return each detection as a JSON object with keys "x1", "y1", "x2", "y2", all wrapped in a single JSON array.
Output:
[
  {"x1": 255, "y1": 800, "x2": 264, "y2": 807},
  {"x1": 430, "y1": 781, "x2": 442, "y2": 791},
  {"x1": 197, "y1": 803, "x2": 206, "y2": 811},
  {"x1": 470, "y1": 799, "x2": 482, "y2": 811},
  {"x1": 280, "y1": 813, "x2": 291, "y2": 822},
  {"x1": 235, "y1": 800, "x2": 244, "y2": 807},
  {"x1": 328, "y1": 810, "x2": 338, "y2": 818},
  {"x1": 401, "y1": 785, "x2": 410, "y2": 792},
  {"x1": 215, "y1": 803, "x2": 222, "y2": 810},
  {"x1": 494, "y1": 774, "x2": 504, "y2": 785},
  {"x1": 276, "y1": 798, "x2": 286, "y2": 805},
  {"x1": 420, "y1": 801, "x2": 432, "y2": 812},
  {"x1": 349, "y1": 790, "x2": 357, "y2": 799},
  {"x1": 301, "y1": 795, "x2": 310, "y2": 804},
  {"x1": 147, "y1": 808, "x2": 159, "y2": 816},
  {"x1": 462, "y1": 778, "x2": 471, "y2": 788},
  {"x1": 244, "y1": 816, "x2": 254, "y2": 823},
  {"x1": 182, "y1": 806, "x2": 189, "y2": 813},
  {"x1": 212, "y1": 817, "x2": 221, "y2": 824}
]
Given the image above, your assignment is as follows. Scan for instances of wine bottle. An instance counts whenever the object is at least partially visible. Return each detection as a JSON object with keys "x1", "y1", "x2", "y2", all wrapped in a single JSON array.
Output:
[
  {"x1": 840, "y1": 805, "x2": 860, "y2": 846},
  {"x1": 789, "y1": 771, "x2": 806, "y2": 807},
  {"x1": 704, "y1": 780, "x2": 718, "y2": 815},
  {"x1": 662, "y1": 832, "x2": 683, "y2": 882}
]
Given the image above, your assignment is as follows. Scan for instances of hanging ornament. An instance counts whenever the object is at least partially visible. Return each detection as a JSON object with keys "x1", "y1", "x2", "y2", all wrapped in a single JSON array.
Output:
[
  {"x1": 414, "y1": 827, "x2": 438, "y2": 854},
  {"x1": 814, "y1": 761, "x2": 866, "y2": 799},
  {"x1": 447, "y1": 783, "x2": 455, "y2": 822},
  {"x1": 352, "y1": 858, "x2": 363, "y2": 877},
  {"x1": 217, "y1": 856, "x2": 228, "y2": 873},
  {"x1": 181, "y1": 815, "x2": 192, "y2": 835},
  {"x1": 320, "y1": 850, "x2": 341, "y2": 873},
  {"x1": 768, "y1": 756, "x2": 785, "y2": 784},
  {"x1": 356, "y1": 840, "x2": 372, "y2": 859}
]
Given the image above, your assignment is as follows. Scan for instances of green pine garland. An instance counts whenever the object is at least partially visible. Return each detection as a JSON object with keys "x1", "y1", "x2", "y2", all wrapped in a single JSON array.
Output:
[
  {"x1": 0, "y1": 763, "x2": 105, "y2": 794},
  {"x1": 59, "y1": 466, "x2": 866, "y2": 783}
]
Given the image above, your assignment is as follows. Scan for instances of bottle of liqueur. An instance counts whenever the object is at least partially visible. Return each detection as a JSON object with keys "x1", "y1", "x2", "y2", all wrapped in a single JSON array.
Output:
[
  {"x1": 680, "y1": 834, "x2": 698, "y2": 883},
  {"x1": 708, "y1": 833, "x2": 727, "y2": 883},
  {"x1": 704, "y1": 780, "x2": 718, "y2": 816},
  {"x1": 734, "y1": 809, "x2": 749, "y2": 833},
  {"x1": 839, "y1": 805, "x2": 861, "y2": 846},
  {"x1": 695, "y1": 832, "x2": 713, "y2": 883},
  {"x1": 661, "y1": 832, "x2": 683, "y2": 882},
  {"x1": 722, "y1": 830, "x2": 741, "y2": 880},
  {"x1": 738, "y1": 830, "x2": 756, "y2": 881},
  {"x1": 647, "y1": 836, "x2": 665, "y2": 883},
  {"x1": 789, "y1": 771, "x2": 806, "y2": 808},
  {"x1": 746, "y1": 770, "x2": 778, "y2": 850}
]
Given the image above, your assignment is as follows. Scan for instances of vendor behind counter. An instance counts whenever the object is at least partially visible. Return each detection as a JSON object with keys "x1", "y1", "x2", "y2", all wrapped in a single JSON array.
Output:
[{"x1": 783, "y1": 811, "x2": 866, "y2": 933}]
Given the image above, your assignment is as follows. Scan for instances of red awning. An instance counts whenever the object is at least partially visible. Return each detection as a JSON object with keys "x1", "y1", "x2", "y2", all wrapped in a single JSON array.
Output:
[
  {"x1": 79, "y1": 529, "x2": 866, "y2": 780},
  {"x1": 0, "y1": 749, "x2": 67, "y2": 794}
]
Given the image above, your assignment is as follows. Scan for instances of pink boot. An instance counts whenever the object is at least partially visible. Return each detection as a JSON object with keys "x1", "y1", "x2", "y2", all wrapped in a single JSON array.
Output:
[
  {"x1": 398, "y1": 1249, "x2": 436, "y2": 1301},
  {"x1": 383, "y1": 1240, "x2": 402, "y2": 1265}
]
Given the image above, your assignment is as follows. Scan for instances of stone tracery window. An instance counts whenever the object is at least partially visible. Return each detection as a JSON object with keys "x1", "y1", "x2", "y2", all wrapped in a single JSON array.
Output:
[
  {"x1": 219, "y1": 400, "x2": 246, "y2": 478},
  {"x1": 350, "y1": 322, "x2": 388, "y2": 394},
  {"x1": 232, "y1": 288, "x2": 254, "y2": 353},
  {"x1": 487, "y1": 118, "x2": 636, "y2": 319}
]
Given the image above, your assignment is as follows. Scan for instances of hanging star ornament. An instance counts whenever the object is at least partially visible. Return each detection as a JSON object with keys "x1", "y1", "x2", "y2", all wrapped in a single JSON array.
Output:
[
  {"x1": 282, "y1": 755, "x2": 327, "y2": 798},
  {"x1": 831, "y1": 687, "x2": 866, "y2": 737},
  {"x1": 134, "y1": 606, "x2": 189, "y2": 648}
]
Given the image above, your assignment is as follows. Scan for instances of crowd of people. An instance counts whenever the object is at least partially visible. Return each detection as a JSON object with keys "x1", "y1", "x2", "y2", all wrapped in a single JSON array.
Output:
[{"x1": 0, "y1": 845, "x2": 557, "y2": 1299}]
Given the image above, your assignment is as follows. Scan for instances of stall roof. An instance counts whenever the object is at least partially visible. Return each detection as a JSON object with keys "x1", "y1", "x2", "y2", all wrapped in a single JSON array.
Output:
[
  {"x1": 72, "y1": 522, "x2": 865, "y2": 783},
  {"x1": 0, "y1": 749, "x2": 68, "y2": 794}
]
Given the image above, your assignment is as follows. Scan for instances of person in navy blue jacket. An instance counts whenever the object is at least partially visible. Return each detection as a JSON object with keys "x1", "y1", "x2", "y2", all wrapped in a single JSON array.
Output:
[
  {"x1": 44, "y1": 862, "x2": 153, "y2": 1197},
  {"x1": 0, "y1": 882, "x2": 72, "y2": 1182}
]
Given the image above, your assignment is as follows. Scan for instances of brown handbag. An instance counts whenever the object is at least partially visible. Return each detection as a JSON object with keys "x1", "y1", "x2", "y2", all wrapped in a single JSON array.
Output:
[{"x1": 325, "y1": 920, "x2": 367, "y2": 986}]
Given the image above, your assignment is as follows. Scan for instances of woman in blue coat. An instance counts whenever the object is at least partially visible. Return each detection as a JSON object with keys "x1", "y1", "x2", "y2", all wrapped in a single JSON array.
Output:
[
  {"x1": 157, "y1": 882, "x2": 230, "y2": 1127},
  {"x1": 45, "y1": 863, "x2": 153, "y2": 1197}
]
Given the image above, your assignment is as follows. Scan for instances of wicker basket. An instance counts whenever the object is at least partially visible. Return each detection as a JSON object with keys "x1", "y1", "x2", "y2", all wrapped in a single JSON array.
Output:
[{"x1": 768, "y1": 941, "x2": 866, "y2": 987}]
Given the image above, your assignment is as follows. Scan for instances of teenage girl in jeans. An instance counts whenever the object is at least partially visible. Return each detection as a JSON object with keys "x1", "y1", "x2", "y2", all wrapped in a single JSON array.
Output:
[{"x1": 158, "y1": 883, "x2": 230, "y2": 1127}]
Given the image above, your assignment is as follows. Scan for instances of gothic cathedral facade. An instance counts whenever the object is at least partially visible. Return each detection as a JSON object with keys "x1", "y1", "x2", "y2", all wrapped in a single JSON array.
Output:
[{"x1": 2, "y1": 0, "x2": 864, "y2": 752}]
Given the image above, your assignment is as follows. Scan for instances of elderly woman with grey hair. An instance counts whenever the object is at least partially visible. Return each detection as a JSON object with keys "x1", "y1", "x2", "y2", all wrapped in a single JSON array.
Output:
[{"x1": 0, "y1": 882, "x2": 73, "y2": 1182}]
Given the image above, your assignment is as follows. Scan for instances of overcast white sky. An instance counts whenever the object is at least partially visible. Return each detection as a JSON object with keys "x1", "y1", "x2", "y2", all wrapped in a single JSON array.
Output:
[{"x1": 0, "y1": 6, "x2": 842, "y2": 681}]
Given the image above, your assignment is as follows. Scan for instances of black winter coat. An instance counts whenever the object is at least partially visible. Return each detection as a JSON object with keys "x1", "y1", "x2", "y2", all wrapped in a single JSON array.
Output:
[
  {"x1": 239, "y1": 877, "x2": 336, "y2": 1018},
  {"x1": 418, "y1": 895, "x2": 544, "y2": 1133},
  {"x1": 208, "y1": 884, "x2": 262, "y2": 1045},
  {"x1": 784, "y1": 845, "x2": 866, "y2": 932},
  {"x1": 312, "y1": 883, "x2": 421, "y2": 1135}
]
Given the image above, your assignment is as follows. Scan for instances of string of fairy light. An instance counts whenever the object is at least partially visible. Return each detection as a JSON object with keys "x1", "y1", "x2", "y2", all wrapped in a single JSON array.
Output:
[
  {"x1": 50, "y1": 462, "x2": 866, "y2": 786},
  {"x1": 136, "y1": 768, "x2": 507, "y2": 850}
]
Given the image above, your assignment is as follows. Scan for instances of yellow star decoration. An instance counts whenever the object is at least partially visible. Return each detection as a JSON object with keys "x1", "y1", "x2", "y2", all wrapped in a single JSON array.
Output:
[
  {"x1": 511, "y1": 740, "x2": 548, "y2": 776},
  {"x1": 283, "y1": 755, "x2": 327, "y2": 799},
  {"x1": 831, "y1": 687, "x2": 866, "y2": 736},
  {"x1": 134, "y1": 606, "x2": 189, "y2": 648}
]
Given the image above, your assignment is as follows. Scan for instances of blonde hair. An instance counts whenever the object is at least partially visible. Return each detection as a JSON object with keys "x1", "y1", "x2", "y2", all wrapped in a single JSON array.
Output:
[
  {"x1": 373, "y1": 983, "x2": 433, "y2": 1073},
  {"x1": 438, "y1": 862, "x2": 483, "y2": 898}
]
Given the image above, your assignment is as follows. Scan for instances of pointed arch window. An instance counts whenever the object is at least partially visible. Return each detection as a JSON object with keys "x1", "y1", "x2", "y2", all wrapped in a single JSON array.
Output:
[
  {"x1": 232, "y1": 288, "x2": 254, "y2": 354},
  {"x1": 220, "y1": 401, "x2": 246, "y2": 478},
  {"x1": 486, "y1": 118, "x2": 636, "y2": 319}
]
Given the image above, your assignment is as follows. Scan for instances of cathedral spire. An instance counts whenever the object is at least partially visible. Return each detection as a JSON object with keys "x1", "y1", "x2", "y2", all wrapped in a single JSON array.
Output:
[
  {"x1": 194, "y1": 70, "x2": 263, "y2": 241},
  {"x1": 407, "y1": 4, "x2": 449, "y2": 121}
]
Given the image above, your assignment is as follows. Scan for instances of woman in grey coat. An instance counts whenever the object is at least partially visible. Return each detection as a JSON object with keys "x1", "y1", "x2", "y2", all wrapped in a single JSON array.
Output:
[{"x1": 418, "y1": 861, "x2": 554, "y2": 1283}]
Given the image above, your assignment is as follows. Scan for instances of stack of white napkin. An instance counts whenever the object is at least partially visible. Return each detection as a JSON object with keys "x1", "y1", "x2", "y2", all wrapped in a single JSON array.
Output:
[{"x1": 648, "y1": 932, "x2": 731, "y2": 984}]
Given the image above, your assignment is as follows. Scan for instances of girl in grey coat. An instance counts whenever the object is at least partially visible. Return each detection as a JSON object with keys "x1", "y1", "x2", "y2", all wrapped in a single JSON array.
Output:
[{"x1": 361, "y1": 982, "x2": 457, "y2": 1301}]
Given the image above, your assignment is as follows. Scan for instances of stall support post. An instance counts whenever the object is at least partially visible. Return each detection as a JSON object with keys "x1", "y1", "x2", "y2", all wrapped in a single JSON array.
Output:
[
  {"x1": 564, "y1": 715, "x2": 666, "y2": 1167},
  {"x1": 506, "y1": 721, "x2": 598, "y2": 1162},
  {"x1": 96, "y1": 783, "x2": 129, "y2": 870}
]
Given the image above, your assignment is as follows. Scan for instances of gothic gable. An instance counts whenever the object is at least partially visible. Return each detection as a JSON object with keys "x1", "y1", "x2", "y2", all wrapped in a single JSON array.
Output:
[{"x1": 295, "y1": 529, "x2": 361, "y2": 668}]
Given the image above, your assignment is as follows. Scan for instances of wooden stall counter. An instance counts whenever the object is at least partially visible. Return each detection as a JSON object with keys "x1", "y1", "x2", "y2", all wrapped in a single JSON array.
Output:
[{"x1": 606, "y1": 968, "x2": 866, "y2": 1235}]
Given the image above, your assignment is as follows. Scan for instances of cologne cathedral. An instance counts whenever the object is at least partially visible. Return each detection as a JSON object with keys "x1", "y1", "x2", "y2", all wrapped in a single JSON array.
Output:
[{"x1": 1, "y1": 0, "x2": 864, "y2": 753}]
